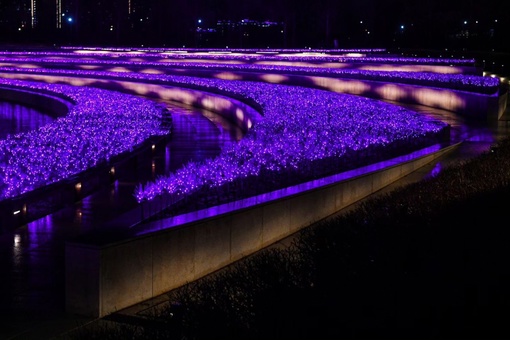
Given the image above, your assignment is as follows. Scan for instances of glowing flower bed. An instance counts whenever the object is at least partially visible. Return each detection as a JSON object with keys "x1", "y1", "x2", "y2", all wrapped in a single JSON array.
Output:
[
  {"x1": 0, "y1": 79, "x2": 171, "y2": 200},
  {"x1": 149, "y1": 53, "x2": 475, "y2": 66},
  {"x1": 0, "y1": 56, "x2": 498, "y2": 94},
  {"x1": 0, "y1": 49, "x2": 474, "y2": 66},
  {"x1": 59, "y1": 46, "x2": 388, "y2": 54},
  {"x1": 0, "y1": 65, "x2": 448, "y2": 208},
  {"x1": 132, "y1": 78, "x2": 449, "y2": 203}
]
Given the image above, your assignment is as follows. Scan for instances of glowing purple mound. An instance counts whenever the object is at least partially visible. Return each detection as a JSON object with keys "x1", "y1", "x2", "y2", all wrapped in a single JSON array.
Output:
[
  {"x1": 0, "y1": 55, "x2": 495, "y2": 94},
  {"x1": 21, "y1": 48, "x2": 474, "y2": 66},
  {"x1": 0, "y1": 79, "x2": 170, "y2": 200},
  {"x1": 0, "y1": 55, "x2": 451, "y2": 207},
  {"x1": 134, "y1": 81, "x2": 449, "y2": 202}
]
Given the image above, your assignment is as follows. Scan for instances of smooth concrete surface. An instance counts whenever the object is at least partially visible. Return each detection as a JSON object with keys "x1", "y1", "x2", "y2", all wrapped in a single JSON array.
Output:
[
  {"x1": 152, "y1": 226, "x2": 196, "y2": 297},
  {"x1": 65, "y1": 142, "x2": 459, "y2": 317}
]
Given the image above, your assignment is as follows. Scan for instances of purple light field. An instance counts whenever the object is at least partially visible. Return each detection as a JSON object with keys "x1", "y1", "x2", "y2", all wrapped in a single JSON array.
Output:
[{"x1": 0, "y1": 59, "x2": 454, "y2": 208}]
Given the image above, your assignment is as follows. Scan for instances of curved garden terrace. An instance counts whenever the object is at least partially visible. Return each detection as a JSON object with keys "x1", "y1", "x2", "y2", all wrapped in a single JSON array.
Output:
[
  {"x1": 0, "y1": 47, "x2": 507, "y2": 323},
  {"x1": 132, "y1": 82, "x2": 449, "y2": 203},
  {"x1": 0, "y1": 70, "x2": 448, "y2": 212},
  {"x1": 23, "y1": 47, "x2": 476, "y2": 66},
  {"x1": 0, "y1": 57, "x2": 496, "y2": 94},
  {"x1": 0, "y1": 47, "x2": 505, "y2": 218},
  {"x1": 0, "y1": 49, "x2": 503, "y2": 121},
  {"x1": 58, "y1": 46, "x2": 389, "y2": 54},
  {"x1": 0, "y1": 79, "x2": 171, "y2": 201}
]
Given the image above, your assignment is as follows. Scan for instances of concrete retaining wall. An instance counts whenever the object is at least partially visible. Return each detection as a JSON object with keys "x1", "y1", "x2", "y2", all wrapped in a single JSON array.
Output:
[{"x1": 65, "y1": 143, "x2": 459, "y2": 317}]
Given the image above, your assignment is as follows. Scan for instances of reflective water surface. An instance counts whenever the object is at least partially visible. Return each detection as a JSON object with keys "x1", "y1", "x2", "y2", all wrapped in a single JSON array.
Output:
[{"x1": 0, "y1": 101, "x2": 55, "y2": 139}]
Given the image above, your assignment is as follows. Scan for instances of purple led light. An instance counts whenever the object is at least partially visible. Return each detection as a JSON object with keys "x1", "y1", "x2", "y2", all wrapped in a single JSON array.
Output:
[
  {"x1": 0, "y1": 79, "x2": 170, "y2": 200},
  {"x1": 0, "y1": 49, "x2": 475, "y2": 66},
  {"x1": 131, "y1": 79, "x2": 449, "y2": 202},
  {"x1": 0, "y1": 56, "x2": 496, "y2": 94},
  {"x1": 0, "y1": 57, "x2": 450, "y2": 206},
  {"x1": 113, "y1": 49, "x2": 473, "y2": 65}
]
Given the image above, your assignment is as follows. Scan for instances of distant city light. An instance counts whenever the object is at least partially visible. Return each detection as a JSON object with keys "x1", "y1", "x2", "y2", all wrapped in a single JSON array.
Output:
[{"x1": 3, "y1": 4, "x2": 505, "y2": 49}]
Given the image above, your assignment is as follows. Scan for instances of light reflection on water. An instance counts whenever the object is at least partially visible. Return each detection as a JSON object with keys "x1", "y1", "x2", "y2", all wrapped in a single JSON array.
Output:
[
  {"x1": 14, "y1": 100, "x2": 242, "y2": 239},
  {"x1": 0, "y1": 101, "x2": 55, "y2": 139},
  {"x1": 0, "y1": 100, "x2": 241, "y2": 325}
]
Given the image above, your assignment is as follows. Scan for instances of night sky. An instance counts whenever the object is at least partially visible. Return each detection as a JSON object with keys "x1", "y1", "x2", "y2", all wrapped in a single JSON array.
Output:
[
  {"x1": 0, "y1": 0, "x2": 508, "y2": 49},
  {"x1": 144, "y1": 0, "x2": 509, "y2": 48}
]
